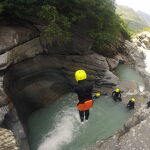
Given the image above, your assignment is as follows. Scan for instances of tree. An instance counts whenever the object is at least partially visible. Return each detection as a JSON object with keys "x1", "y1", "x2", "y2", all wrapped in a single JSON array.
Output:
[{"x1": 0, "y1": 0, "x2": 130, "y2": 47}]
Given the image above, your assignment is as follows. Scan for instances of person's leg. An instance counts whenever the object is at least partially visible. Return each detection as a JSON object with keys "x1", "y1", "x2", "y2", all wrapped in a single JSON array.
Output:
[
  {"x1": 113, "y1": 96, "x2": 117, "y2": 102},
  {"x1": 85, "y1": 110, "x2": 89, "y2": 120},
  {"x1": 118, "y1": 97, "x2": 122, "y2": 101},
  {"x1": 79, "y1": 110, "x2": 84, "y2": 122},
  {"x1": 115, "y1": 97, "x2": 122, "y2": 101}
]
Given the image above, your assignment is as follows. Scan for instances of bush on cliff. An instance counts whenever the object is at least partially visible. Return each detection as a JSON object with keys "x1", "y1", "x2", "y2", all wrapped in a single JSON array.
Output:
[{"x1": 0, "y1": 0, "x2": 130, "y2": 49}]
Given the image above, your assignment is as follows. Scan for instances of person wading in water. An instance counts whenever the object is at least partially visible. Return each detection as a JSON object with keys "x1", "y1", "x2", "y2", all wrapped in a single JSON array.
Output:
[
  {"x1": 74, "y1": 70, "x2": 93, "y2": 124},
  {"x1": 112, "y1": 88, "x2": 122, "y2": 102}
]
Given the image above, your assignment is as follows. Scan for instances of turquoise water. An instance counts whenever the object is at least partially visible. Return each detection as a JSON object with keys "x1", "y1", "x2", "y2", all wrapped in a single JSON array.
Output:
[
  {"x1": 115, "y1": 64, "x2": 145, "y2": 91},
  {"x1": 28, "y1": 93, "x2": 131, "y2": 150}
]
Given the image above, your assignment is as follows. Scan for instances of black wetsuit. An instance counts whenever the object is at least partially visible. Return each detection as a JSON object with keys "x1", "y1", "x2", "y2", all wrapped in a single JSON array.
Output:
[
  {"x1": 93, "y1": 96, "x2": 98, "y2": 99},
  {"x1": 112, "y1": 91, "x2": 122, "y2": 102},
  {"x1": 147, "y1": 101, "x2": 150, "y2": 108},
  {"x1": 127, "y1": 100, "x2": 135, "y2": 109},
  {"x1": 75, "y1": 80, "x2": 93, "y2": 122}
]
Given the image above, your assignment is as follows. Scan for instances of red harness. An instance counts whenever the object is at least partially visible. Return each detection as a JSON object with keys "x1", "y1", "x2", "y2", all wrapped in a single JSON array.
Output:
[{"x1": 77, "y1": 99, "x2": 94, "y2": 111}]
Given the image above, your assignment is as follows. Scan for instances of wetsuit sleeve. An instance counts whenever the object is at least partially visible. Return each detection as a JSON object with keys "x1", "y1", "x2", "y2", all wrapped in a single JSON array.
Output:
[
  {"x1": 127, "y1": 101, "x2": 132, "y2": 107},
  {"x1": 112, "y1": 91, "x2": 115, "y2": 97},
  {"x1": 93, "y1": 96, "x2": 96, "y2": 99},
  {"x1": 118, "y1": 93, "x2": 121, "y2": 98}
]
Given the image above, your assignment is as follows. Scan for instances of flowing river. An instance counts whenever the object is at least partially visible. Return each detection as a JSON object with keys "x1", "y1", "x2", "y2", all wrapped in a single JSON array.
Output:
[{"x1": 28, "y1": 65, "x2": 145, "y2": 150}]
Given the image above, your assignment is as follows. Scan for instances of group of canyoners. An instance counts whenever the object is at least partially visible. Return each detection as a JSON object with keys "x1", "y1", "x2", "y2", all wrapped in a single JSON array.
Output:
[{"x1": 74, "y1": 69, "x2": 145, "y2": 123}]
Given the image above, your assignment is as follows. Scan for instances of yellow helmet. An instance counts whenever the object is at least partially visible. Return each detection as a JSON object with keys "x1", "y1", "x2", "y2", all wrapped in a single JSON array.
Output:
[
  {"x1": 115, "y1": 88, "x2": 120, "y2": 92},
  {"x1": 75, "y1": 70, "x2": 87, "y2": 82},
  {"x1": 131, "y1": 98, "x2": 135, "y2": 102},
  {"x1": 95, "y1": 93, "x2": 100, "y2": 97}
]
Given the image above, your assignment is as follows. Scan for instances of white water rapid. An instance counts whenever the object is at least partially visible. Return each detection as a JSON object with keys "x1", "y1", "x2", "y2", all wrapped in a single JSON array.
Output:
[{"x1": 37, "y1": 107, "x2": 79, "y2": 150}]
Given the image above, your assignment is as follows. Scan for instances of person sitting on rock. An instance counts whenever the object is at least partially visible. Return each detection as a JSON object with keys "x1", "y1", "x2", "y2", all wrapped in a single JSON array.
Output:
[
  {"x1": 93, "y1": 93, "x2": 101, "y2": 99},
  {"x1": 127, "y1": 98, "x2": 135, "y2": 109},
  {"x1": 112, "y1": 88, "x2": 122, "y2": 102},
  {"x1": 74, "y1": 70, "x2": 94, "y2": 124}
]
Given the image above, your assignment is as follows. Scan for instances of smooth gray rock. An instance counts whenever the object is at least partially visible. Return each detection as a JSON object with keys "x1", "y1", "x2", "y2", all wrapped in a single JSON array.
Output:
[
  {"x1": 0, "y1": 23, "x2": 39, "y2": 54},
  {"x1": 106, "y1": 57, "x2": 119, "y2": 70},
  {"x1": 7, "y1": 37, "x2": 44, "y2": 64}
]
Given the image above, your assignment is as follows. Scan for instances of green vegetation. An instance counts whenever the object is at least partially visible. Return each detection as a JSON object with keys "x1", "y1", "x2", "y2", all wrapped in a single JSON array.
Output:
[
  {"x1": 143, "y1": 27, "x2": 150, "y2": 31},
  {"x1": 0, "y1": 0, "x2": 130, "y2": 50},
  {"x1": 116, "y1": 5, "x2": 149, "y2": 32}
]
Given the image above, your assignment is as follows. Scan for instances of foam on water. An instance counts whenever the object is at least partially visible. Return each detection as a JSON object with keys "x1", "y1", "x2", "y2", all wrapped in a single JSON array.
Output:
[
  {"x1": 139, "y1": 85, "x2": 145, "y2": 92},
  {"x1": 38, "y1": 107, "x2": 79, "y2": 150}
]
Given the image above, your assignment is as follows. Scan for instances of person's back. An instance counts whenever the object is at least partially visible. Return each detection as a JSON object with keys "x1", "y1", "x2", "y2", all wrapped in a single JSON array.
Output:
[
  {"x1": 127, "y1": 98, "x2": 135, "y2": 109},
  {"x1": 112, "y1": 89, "x2": 122, "y2": 101},
  {"x1": 75, "y1": 80, "x2": 93, "y2": 104}
]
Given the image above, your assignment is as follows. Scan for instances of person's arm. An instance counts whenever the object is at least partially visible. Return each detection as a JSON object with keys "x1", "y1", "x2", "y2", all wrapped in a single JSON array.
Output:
[
  {"x1": 112, "y1": 91, "x2": 115, "y2": 97},
  {"x1": 118, "y1": 92, "x2": 121, "y2": 98},
  {"x1": 132, "y1": 102, "x2": 135, "y2": 108},
  {"x1": 127, "y1": 101, "x2": 131, "y2": 107},
  {"x1": 93, "y1": 96, "x2": 97, "y2": 99}
]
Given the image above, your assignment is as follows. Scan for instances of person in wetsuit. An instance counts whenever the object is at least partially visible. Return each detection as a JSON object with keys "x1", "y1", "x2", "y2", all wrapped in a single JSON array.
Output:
[
  {"x1": 112, "y1": 88, "x2": 122, "y2": 102},
  {"x1": 74, "y1": 70, "x2": 93, "y2": 123},
  {"x1": 93, "y1": 93, "x2": 101, "y2": 99},
  {"x1": 127, "y1": 98, "x2": 135, "y2": 109},
  {"x1": 147, "y1": 100, "x2": 150, "y2": 108}
]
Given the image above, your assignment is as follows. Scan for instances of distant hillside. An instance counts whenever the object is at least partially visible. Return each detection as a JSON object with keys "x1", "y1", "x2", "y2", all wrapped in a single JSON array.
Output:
[
  {"x1": 137, "y1": 11, "x2": 150, "y2": 26},
  {"x1": 116, "y1": 5, "x2": 149, "y2": 31}
]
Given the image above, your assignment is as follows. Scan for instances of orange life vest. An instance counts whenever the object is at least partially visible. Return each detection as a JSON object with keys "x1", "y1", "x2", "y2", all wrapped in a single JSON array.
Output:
[{"x1": 77, "y1": 99, "x2": 94, "y2": 111}]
